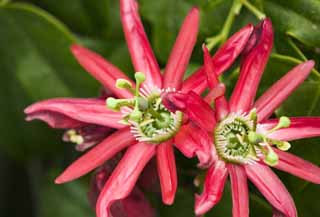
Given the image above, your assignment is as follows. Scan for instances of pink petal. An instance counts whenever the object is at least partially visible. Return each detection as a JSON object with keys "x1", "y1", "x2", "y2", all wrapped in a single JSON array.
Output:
[
  {"x1": 156, "y1": 140, "x2": 177, "y2": 205},
  {"x1": 163, "y1": 7, "x2": 199, "y2": 89},
  {"x1": 120, "y1": 0, "x2": 162, "y2": 88},
  {"x1": 203, "y1": 45, "x2": 229, "y2": 120},
  {"x1": 259, "y1": 117, "x2": 320, "y2": 141},
  {"x1": 245, "y1": 163, "x2": 297, "y2": 217},
  {"x1": 88, "y1": 160, "x2": 156, "y2": 217},
  {"x1": 71, "y1": 45, "x2": 134, "y2": 99},
  {"x1": 229, "y1": 19, "x2": 273, "y2": 113},
  {"x1": 118, "y1": 187, "x2": 156, "y2": 217},
  {"x1": 195, "y1": 160, "x2": 228, "y2": 215},
  {"x1": 96, "y1": 142, "x2": 156, "y2": 217},
  {"x1": 273, "y1": 149, "x2": 320, "y2": 184},
  {"x1": 25, "y1": 98, "x2": 124, "y2": 129},
  {"x1": 228, "y1": 164, "x2": 249, "y2": 217},
  {"x1": 182, "y1": 23, "x2": 254, "y2": 94},
  {"x1": 162, "y1": 91, "x2": 216, "y2": 132},
  {"x1": 55, "y1": 128, "x2": 136, "y2": 184},
  {"x1": 174, "y1": 123, "x2": 214, "y2": 168},
  {"x1": 255, "y1": 60, "x2": 315, "y2": 122},
  {"x1": 25, "y1": 110, "x2": 85, "y2": 129}
]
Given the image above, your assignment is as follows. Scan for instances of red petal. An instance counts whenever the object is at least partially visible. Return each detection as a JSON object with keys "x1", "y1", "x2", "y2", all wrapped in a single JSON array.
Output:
[
  {"x1": 273, "y1": 149, "x2": 320, "y2": 184},
  {"x1": 229, "y1": 19, "x2": 273, "y2": 113},
  {"x1": 163, "y1": 7, "x2": 199, "y2": 89},
  {"x1": 174, "y1": 123, "x2": 214, "y2": 167},
  {"x1": 55, "y1": 128, "x2": 136, "y2": 183},
  {"x1": 182, "y1": 24, "x2": 254, "y2": 94},
  {"x1": 120, "y1": 0, "x2": 162, "y2": 88},
  {"x1": 245, "y1": 163, "x2": 297, "y2": 217},
  {"x1": 195, "y1": 161, "x2": 228, "y2": 215},
  {"x1": 259, "y1": 117, "x2": 320, "y2": 141},
  {"x1": 25, "y1": 98, "x2": 124, "y2": 129},
  {"x1": 228, "y1": 164, "x2": 249, "y2": 217},
  {"x1": 255, "y1": 60, "x2": 315, "y2": 122},
  {"x1": 96, "y1": 142, "x2": 156, "y2": 217},
  {"x1": 71, "y1": 45, "x2": 134, "y2": 99},
  {"x1": 156, "y1": 140, "x2": 177, "y2": 205},
  {"x1": 25, "y1": 110, "x2": 85, "y2": 129},
  {"x1": 162, "y1": 91, "x2": 216, "y2": 132},
  {"x1": 203, "y1": 45, "x2": 229, "y2": 120}
]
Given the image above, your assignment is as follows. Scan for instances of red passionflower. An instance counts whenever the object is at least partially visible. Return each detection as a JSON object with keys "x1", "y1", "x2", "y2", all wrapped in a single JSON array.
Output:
[
  {"x1": 24, "y1": 0, "x2": 254, "y2": 216},
  {"x1": 163, "y1": 19, "x2": 320, "y2": 217}
]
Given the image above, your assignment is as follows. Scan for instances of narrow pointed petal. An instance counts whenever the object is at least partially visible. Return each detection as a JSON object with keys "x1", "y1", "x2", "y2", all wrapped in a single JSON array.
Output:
[
  {"x1": 55, "y1": 128, "x2": 136, "y2": 184},
  {"x1": 245, "y1": 163, "x2": 297, "y2": 217},
  {"x1": 255, "y1": 61, "x2": 315, "y2": 122},
  {"x1": 163, "y1": 7, "x2": 199, "y2": 89},
  {"x1": 25, "y1": 110, "x2": 85, "y2": 129},
  {"x1": 182, "y1": 24, "x2": 254, "y2": 94},
  {"x1": 156, "y1": 140, "x2": 177, "y2": 205},
  {"x1": 195, "y1": 161, "x2": 228, "y2": 215},
  {"x1": 162, "y1": 91, "x2": 216, "y2": 132},
  {"x1": 259, "y1": 117, "x2": 320, "y2": 141},
  {"x1": 229, "y1": 19, "x2": 273, "y2": 113},
  {"x1": 203, "y1": 45, "x2": 229, "y2": 120},
  {"x1": 174, "y1": 123, "x2": 215, "y2": 168},
  {"x1": 273, "y1": 149, "x2": 320, "y2": 184},
  {"x1": 96, "y1": 142, "x2": 156, "y2": 217},
  {"x1": 71, "y1": 45, "x2": 134, "y2": 99},
  {"x1": 120, "y1": 0, "x2": 162, "y2": 87},
  {"x1": 228, "y1": 164, "x2": 249, "y2": 217},
  {"x1": 25, "y1": 98, "x2": 124, "y2": 129}
]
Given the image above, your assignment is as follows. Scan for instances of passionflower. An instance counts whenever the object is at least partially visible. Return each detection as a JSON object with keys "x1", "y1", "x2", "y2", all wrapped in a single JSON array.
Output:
[
  {"x1": 24, "y1": 0, "x2": 255, "y2": 216},
  {"x1": 163, "y1": 19, "x2": 320, "y2": 217}
]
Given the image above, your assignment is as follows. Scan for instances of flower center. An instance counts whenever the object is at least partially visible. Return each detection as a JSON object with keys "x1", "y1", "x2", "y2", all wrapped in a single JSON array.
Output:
[
  {"x1": 214, "y1": 109, "x2": 291, "y2": 166},
  {"x1": 106, "y1": 72, "x2": 183, "y2": 144}
]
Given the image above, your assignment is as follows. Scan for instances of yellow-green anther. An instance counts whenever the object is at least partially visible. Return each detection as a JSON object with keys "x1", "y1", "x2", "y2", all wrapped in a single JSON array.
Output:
[
  {"x1": 264, "y1": 148, "x2": 279, "y2": 166},
  {"x1": 135, "y1": 72, "x2": 146, "y2": 84},
  {"x1": 269, "y1": 116, "x2": 291, "y2": 133},
  {"x1": 70, "y1": 134, "x2": 84, "y2": 145},
  {"x1": 278, "y1": 116, "x2": 291, "y2": 128},
  {"x1": 106, "y1": 97, "x2": 135, "y2": 111},
  {"x1": 116, "y1": 79, "x2": 134, "y2": 93},
  {"x1": 247, "y1": 131, "x2": 264, "y2": 144},
  {"x1": 276, "y1": 141, "x2": 291, "y2": 151},
  {"x1": 106, "y1": 97, "x2": 120, "y2": 111}
]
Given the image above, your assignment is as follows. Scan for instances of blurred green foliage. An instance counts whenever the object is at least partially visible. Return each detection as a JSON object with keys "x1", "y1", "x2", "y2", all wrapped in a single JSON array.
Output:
[{"x1": 0, "y1": 0, "x2": 320, "y2": 217}]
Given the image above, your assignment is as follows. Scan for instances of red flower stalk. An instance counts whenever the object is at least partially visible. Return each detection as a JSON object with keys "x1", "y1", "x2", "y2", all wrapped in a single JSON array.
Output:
[
  {"x1": 163, "y1": 19, "x2": 320, "y2": 217},
  {"x1": 24, "y1": 1, "x2": 254, "y2": 216}
]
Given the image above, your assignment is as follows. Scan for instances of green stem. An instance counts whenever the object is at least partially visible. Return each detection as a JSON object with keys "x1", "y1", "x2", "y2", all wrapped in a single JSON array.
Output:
[
  {"x1": 241, "y1": 0, "x2": 266, "y2": 20},
  {"x1": 287, "y1": 38, "x2": 308, "y2": 61},
  {"x1": 206, "y1": 0, "x2": 242, "y2": 51},
  {"x1": 271, "y1": 53, "x2": 320, "y2": 78}
]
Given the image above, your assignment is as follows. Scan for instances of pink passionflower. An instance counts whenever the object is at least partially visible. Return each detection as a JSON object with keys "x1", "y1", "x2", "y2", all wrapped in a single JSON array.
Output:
[
  {"x1": 24, "y1": 0, "x2": 255, "y2": 216},
  {"x1": 163, "y1": 18, "x2": 320, "y2": 217}
]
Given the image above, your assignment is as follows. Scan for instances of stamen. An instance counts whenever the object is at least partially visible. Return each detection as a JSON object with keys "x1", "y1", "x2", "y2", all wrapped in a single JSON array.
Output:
[
  {"x1": 214, "y1": 110, "x2": 290, "y2": 166},
  {"x1": 107, "y1": 72, "x2": 182, "y2": 144}
]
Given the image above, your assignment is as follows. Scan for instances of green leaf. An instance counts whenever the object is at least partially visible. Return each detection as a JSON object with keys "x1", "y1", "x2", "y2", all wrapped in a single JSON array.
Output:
[
  {"x1": 264, "y1": 0, "x2": 320, "y2": 48},
  {"x1": 39, "y1": 169, "x2": 94, "y2": 217},
  {"x1": 25, "y1": 0, "x2": 112, "y2": 37},
  {"x1": 0, "y1": 2, "x2": 99, "y2": 160}
]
